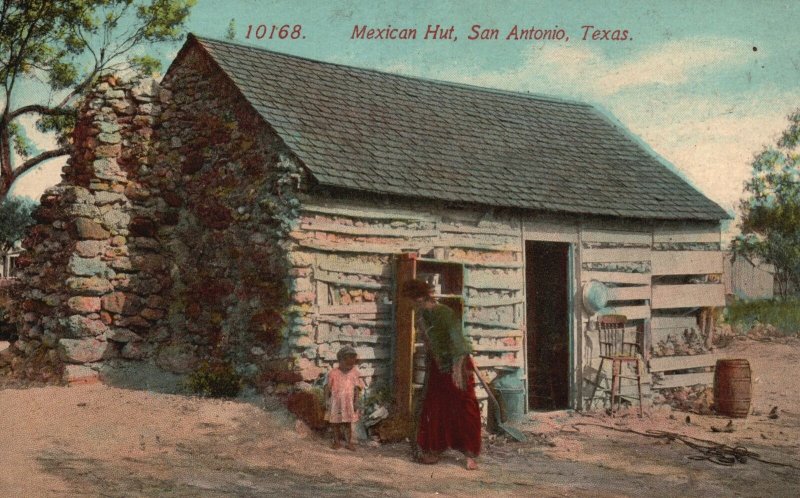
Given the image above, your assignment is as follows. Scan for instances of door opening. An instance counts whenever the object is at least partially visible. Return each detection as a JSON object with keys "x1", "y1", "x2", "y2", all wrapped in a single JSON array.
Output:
[{"x1": 525, "y1": 241, "x2": 571, "y2": 410}]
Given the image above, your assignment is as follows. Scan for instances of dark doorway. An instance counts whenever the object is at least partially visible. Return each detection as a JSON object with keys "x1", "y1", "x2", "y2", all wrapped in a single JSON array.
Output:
[{"x1": 525, "y1": 241, "x2": 571, "y2": 410}]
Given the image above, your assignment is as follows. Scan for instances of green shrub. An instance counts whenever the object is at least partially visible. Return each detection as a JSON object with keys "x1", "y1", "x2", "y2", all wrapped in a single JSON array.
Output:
[
  {"x1": 727, "y1": 298, "x2": 800, "y2": 336},
  {"x1": 186, "y1": 360, "x2": 242, "y2": 398}
]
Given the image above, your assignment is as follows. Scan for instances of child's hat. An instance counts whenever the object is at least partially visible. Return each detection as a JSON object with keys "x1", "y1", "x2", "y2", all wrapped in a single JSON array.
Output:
[{"x1": 336, "y1": 345, "x2": 357, "y2": 361}]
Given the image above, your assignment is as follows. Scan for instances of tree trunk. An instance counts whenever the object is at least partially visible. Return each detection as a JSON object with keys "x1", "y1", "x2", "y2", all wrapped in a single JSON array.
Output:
[{"x1": 0, "y1": 113, "x2": 13, "y2": 199}]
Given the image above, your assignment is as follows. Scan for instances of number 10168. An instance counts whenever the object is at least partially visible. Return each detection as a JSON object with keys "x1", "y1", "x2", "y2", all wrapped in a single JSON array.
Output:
[{"x1": 245, "y1": 24, "x2": 304, "y2": 40}]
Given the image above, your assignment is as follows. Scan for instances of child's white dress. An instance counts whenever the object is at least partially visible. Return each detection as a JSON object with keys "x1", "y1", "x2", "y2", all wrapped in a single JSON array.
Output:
[{"x1": 325, "y1": 367, "x2": 365, "y2": 423}]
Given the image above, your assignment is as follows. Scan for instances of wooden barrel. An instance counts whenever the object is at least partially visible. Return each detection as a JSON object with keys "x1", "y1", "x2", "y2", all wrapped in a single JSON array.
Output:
[{"x1": 714, "y1": 359, "x2": 752, "y2": 418}]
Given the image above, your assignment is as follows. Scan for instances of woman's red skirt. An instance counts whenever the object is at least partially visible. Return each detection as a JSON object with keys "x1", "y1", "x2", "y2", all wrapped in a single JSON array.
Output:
[{"x1": 416, "y1": 356, "x2": 481, "y2": 457}]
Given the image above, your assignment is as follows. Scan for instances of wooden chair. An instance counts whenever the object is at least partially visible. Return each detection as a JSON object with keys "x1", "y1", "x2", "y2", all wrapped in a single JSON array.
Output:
[{"x1": 589, "y1": 315, "x2": 643, "y2": 416}]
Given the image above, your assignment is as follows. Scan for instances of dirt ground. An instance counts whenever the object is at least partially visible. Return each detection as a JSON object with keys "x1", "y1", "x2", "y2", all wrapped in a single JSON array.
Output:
[{"x1": 1, "y1": 338, "x2": 799, "y2": 497}]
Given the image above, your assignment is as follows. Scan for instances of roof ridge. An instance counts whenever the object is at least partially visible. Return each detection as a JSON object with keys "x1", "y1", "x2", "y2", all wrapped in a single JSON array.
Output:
[{"x1": 190, "y1": 33, "x2": 594, "y2": 109}]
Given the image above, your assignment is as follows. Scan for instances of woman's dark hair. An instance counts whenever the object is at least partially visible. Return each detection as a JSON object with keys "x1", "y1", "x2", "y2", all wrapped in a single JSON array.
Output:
[{"x1": 401, "y1": 279, "x2": 433, "y2": 300}]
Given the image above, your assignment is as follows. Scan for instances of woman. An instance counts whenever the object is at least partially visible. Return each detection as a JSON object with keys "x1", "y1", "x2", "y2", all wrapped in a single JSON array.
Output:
[{"x1": 401, "y1": 279, "x2": 481, "y2": 470}]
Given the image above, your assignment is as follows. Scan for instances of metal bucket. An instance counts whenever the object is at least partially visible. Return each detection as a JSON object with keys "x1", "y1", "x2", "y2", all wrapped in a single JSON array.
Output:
[
  {"x1": 490, "y1": 367, "x2": 525, "y2": 422},
  {"x1": 714, "y1": 359, "x2": 752, "y2": 418}
]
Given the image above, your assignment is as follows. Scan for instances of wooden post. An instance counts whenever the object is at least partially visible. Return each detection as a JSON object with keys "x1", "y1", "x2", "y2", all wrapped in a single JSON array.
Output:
[{"x1": 393, "y1": 252, "x2": 417, "y2": 421}]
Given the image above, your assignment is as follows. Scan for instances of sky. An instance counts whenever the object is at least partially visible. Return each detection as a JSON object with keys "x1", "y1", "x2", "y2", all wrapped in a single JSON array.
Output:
[{"x1": 10, "y1": 0, "x2": 800, "y2": 240}]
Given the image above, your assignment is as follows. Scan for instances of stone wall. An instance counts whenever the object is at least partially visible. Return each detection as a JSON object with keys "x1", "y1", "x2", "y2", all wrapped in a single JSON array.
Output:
[
  {"x1": 7, "y1": 75, "x2": 170, "y2": 382},
  {"x1": 149, "y1": 45, "x2": 305, "y2": 381},
  {"x1": 6, "y1": 45, "x2": 307, "y2": 385}
]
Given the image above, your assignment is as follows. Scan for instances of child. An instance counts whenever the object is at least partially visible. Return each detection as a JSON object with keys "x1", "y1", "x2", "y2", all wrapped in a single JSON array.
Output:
[{"x1": 324, "y1": 345, "x2": 365, "y2": 450}]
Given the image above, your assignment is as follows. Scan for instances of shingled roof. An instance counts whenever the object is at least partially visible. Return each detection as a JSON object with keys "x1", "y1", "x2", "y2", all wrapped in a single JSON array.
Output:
[{"x1": 179, "y1": 34, "x2": 728, "y2": 221}]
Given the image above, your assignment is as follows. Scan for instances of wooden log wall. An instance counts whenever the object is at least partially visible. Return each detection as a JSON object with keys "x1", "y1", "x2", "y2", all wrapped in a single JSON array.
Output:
[
  {"x1": 580, "y1": 221, "x2": 726, "y2": 407},
  {"x1": 287, "y1": 199, "x2": 525, "y2": 407},
  {"x1": 579, "y1": 225, "x2": 653, "y2": 407},
  {"x1": 649, "y1": 222, "x2": 725, "y2": 391}
]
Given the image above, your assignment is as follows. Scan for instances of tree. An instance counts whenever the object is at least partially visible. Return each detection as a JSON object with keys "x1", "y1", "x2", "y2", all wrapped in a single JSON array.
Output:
[
  {"x1": 733, "y1": 109, "x2": 800, "y2": 297},
  {"x1": 0, "y1": 196, "x2": 36, "y2": 253},
  {"x1": 0, "y1": 0, "x2": 195, "y2": 199}
]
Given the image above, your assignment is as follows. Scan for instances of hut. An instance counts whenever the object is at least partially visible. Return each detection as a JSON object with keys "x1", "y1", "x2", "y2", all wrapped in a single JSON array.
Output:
[{"x1": 11, "y1": 34, "x2": 729, "y2": 417}]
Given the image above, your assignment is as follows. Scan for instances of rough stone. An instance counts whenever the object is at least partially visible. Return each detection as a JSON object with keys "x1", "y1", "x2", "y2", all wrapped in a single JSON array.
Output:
[
  {"x1": 94, "y1": 191, "x2": 127, "y2": 205},
  {"x1": 67, "y1": 296, "x2": 102, "y2": 313},
  {"x1": 75, "y1": 218, "x2": 111, "y2": 240},
  {"x1": 65, "y1": 315, "x2": 109, "y2": 337},
  {"x1": 58, "y1": 338, "x2": 109, "y2": 364},
  {"x1": 63, "y1": 364, "x2": 100, "y2": 384},
  {"x1": 93, "y1": 158, "x2": 125, "y2": 180},
  {"x1": 102, "y1": 209, "x2": 131, "y2": 230},
  {"x1": 68, "y1": 256, "x2": 114, "y2": 278},
  {"x1": 66, "y1": 277, "x2": 113, "y2": 296},
  {"x1": 104, "y1": 328, "x2": 142, "y2": 343},
  {"x1": 97, "y1": 121, "x2": 121, "y2": 134},
  {"x1": 116, "y1": 315, "x2": 150, "y2": 330},
  {"x1": 97, "y1": 132, "x2": 122, "y2": 144},
  {"x1": 101, "y1": 292, "x2": 141, "y2": 315},
  {"x1": 75, "y1": 240, "x2": 105, "y2": 257},
  {"x1": 68, "y1": 204, "x2": 101, "y2": 219},
  {"x1": 140, "y1": 307, "x2": 164, "y2": 321}
]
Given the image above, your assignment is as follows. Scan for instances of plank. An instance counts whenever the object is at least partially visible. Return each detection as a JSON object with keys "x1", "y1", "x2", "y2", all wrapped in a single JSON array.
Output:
[
  {"x1": 460, "y1": 260, "x2": 523, "y2": 269},
  {"x1": 648, "y1": 353, "x2": 724, "y2": 372},
  {"x1": 471, "y1": 344, "x2": 521, "y2": 352},
  {"x1": 465, "y1": 295, "x2": 524, "y2": 307},
  {"x1": 653, "y1": 225, "x2": 720, "y2": 244},
  {"x1": 465, "y1": 319, "x2": 520, "y2": 329},
  {"x1": 316, "y1": 254, "x2": 390, "y2": 277},
  {"x1": 438, "y1": 222, "x2": 519, "y2": 237},
  {"x1": 300, "y1": 201, "x2": 435, "y2": 221},
  {"x1": 465, "y1": 328, "x2": 523, "y2": 338},
  {"x1": 317, "y1": 303, "x2": 391, "y2": 315},
  {"x1": 607, "y1": 285, "x2": 651, "y2": 301},
  {"x1": 316, "y1": 316, "x2": 392, "y2": 328},
  {"x1": 581, "y1": 228, "x2": 651, "y2": 245},
  {"x1": 651, "y1": 251, "x2": 723, "y2": 276},
  {"x1": 651, "y1": 284, "x2": 726, "y2": 309},
  {"x1": 301, "y1": 221, "x2": 438, "y2": 238},
  {"x1": 601, "y1": 305, "x2": 651, "y2": 320},
  {"x1": 523, "y1": 220, "x2": 579, "y2": 243},
  {"x1": 464, "y1": 270, "x2": 521, "y2": 290},
  {"x1": 652, "y1": 372, "x2": 714, "y2": 389},
  {"x1": 581, "y1": 247, "x2": 651, "y2": 264},
  {"x1": 582, "y1": 271, "x2": 651, "y2": 285},
  {"x1": 437, "y1": 236, "x2": 519, "y2": 252},
  {"x1": 333, "y1": 334, "x2": 384, "y2": 344},
  {"x1": 299, "y1": 239, "x2": 406, "y2": 254},
  {"x1": 651, "y1": 316, "x2": 697, "y2": 329},
  {"x1": 314, "y1": 269, "x2": 385, "y2": 290}
]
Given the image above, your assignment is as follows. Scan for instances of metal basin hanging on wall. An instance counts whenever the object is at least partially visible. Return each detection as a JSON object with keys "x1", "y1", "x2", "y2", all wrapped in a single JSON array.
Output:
[{"x1": 582, "y1": 279, "x2": 609, "y2": 315}]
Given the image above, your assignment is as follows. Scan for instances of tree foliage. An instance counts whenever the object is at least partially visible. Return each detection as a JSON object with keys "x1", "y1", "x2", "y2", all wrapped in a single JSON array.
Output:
[
  {"x1": 0, "y1": 196, "x2": 36, "y2": 252},
  {"x1": 733, "y1": 109, "x2": 800, "y2": 297},
  {"x1": 0, "y1": 0, "x2": 195, "y2": 199}
]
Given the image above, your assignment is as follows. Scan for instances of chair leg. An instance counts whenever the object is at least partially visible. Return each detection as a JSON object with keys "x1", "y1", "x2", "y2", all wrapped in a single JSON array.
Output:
[
  {"x1": 611, "y1": 360, "x2": 621, "y2": 417},
  {"x1": 588, "y1": 357, "x2": 605, "y2": 411}
]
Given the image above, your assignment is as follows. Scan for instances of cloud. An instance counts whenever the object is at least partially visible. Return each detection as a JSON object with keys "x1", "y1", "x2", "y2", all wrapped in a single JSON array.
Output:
[
  {"x1": 616, "y1": 89, "x2": 799, "y2": 214},
  {"x1": 592, "y1": 38, "x2": 746, "y2": 95},
  {"x1": 380, "y1": 37, "x2": 748, "y2": 100}
]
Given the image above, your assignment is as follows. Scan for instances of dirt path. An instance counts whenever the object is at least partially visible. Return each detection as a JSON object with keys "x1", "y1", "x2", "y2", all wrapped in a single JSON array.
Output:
[{"x1": 1, "y1": 339, "x2": 799, "y2": 497}]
